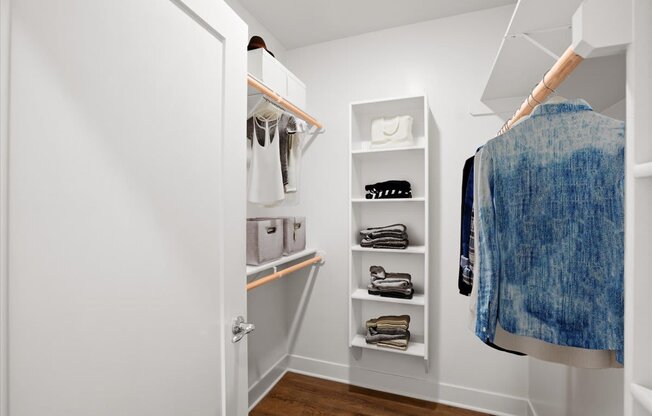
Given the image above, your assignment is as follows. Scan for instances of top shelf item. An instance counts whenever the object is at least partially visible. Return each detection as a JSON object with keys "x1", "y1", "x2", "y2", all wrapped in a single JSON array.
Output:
[{"x1": 350, "y1": 95, "x2": 427, "y2": 153}]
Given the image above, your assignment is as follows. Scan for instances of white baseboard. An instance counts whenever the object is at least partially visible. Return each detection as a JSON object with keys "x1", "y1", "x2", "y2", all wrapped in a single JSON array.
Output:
[
  {"x1": 248, "y1": 354, "x2": 289, "y2": 411},
  {"x1": 286, "y1": 353, "x2": 532, "y2": 416}
]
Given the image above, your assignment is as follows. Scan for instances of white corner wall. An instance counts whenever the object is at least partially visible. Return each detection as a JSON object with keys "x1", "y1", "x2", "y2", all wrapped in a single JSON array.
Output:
[{"x1": 277, "y1": 5, "x2": 532, "y2": 415}]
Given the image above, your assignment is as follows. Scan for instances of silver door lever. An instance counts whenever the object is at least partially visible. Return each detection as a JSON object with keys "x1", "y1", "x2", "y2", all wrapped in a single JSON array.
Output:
[{"x1": 231, "y1": 316, "x2": 255, "y2": 343}]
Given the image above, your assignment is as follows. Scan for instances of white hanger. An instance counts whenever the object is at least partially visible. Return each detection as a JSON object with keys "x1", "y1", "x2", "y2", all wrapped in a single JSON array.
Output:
[{"x1": 248, "y1": 95, "x2": 285, "y2": 120}]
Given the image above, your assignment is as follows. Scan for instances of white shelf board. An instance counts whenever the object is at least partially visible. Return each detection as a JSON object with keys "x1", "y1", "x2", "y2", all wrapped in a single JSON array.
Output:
[
  {"x1": 351, "y1": 145, "x2": 425, "y2": 155},
  {"x1": 480, "y1": 0, "x2": 625, "y2": 114},
  {"x1": 351, "y1": 245, "x2": 425, "y2": 254},
  {"x1": 246, "y1": 248, "x2": 317, "y2": 276},
  {"x1": 351, "y1": 197, "x2": 425, "y2": 203},
  {"x1": 631, "y1": 383, "x2": 652, "y2": 413},
  {"x1": 351, "y1": 288, "x2": 425, "y2": 306},
  {"x1": 350, "y1": 334, "x2": 425, "y2": 357},
  {"x1": 635, "y1": 162, "x2": 652, "y2": 178}
]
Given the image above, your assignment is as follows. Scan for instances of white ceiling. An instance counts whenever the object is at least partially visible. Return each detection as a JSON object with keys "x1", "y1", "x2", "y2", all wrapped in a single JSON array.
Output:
[{"x1": 237, "y1": 0, "x2": 517, "y2": 50}]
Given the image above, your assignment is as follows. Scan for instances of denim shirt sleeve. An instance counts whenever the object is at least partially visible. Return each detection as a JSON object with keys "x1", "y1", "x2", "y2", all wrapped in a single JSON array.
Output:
[{"x1": 474, "y1": 146, "x2": 499, "y2": 342}]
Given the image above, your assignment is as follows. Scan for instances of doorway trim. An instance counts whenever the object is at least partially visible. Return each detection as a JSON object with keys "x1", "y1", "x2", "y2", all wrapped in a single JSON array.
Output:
[{"x1": 0, "y1": 0, "x2": 10, "y2": 415}]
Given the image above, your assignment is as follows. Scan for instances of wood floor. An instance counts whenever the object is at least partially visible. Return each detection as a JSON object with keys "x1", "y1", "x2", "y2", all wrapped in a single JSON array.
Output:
[{"x1": 250, "y1": 372, "x2": 491, "y2": 416}]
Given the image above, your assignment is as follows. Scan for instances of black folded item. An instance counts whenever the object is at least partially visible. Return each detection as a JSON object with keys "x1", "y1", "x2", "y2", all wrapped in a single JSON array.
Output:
[
  {"x1": 360, "y1": 223, "x2": 407, "y2": 238},
  {"x1": 368, "y1": 288, "x2": 414, "y2": 299},
  {"x1": 368, "y1": 326, "x2": 409, "y2": 336},
  {"x1": 365, "y1": 180, "x2": 412, "y2": 199},
  {"x1": 360, "y1": 238, "x2": 409, "y2": 249},
  {"x1": 360, "y1": 224, "x2": 409, "y2": 249},
  {"x1": 369, "y1": 266, "x2": 411, "y2": 281}
]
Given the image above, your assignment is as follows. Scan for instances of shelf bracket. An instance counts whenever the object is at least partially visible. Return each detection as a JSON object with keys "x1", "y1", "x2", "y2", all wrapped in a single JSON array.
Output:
[
  {"x1": 510, "y1": 33, "x2": 561, "y2": 61},
  {"x1": 315, "y1": 250, "x2": 327, "y2": 265}
]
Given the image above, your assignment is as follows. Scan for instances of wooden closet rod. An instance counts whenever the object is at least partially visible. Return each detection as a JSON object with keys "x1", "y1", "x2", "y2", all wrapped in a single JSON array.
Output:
[
  {"x1": 498, "y1": 46, "x2": 584, "y2": 135},
  {"x1": 246, "y1": 255, "x2": 323, "y2": 291},
  {"x1": 247, "y1": 75, "x2": 324, "y2": 130}
]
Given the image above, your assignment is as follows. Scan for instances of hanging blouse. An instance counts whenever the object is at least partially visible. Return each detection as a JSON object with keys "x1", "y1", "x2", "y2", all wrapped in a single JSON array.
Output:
[
  {"x1": 247, "y1": 117, "x2": 285, "y2": 205},
  {"x1": 247, "y1": 114, "x2": 297, "y2": 188}
]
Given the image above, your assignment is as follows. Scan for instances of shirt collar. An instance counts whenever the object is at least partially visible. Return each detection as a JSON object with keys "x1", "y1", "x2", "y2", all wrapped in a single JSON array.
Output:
[{"x1": 530, "y1": 98, "x2": 593, "y2": 117}]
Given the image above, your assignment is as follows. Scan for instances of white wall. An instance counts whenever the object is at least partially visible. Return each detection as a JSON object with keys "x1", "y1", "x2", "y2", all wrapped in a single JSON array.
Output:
[
  {"x1": 529, "y1": 359, "x2": 624, "y2": 416},
  {"x1": 275, "y1": 5, "x2": 534, "y2": 415}
]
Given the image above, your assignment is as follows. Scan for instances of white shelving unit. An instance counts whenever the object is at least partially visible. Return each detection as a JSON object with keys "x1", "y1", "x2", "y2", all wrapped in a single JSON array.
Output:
[{"x1": 348, "y1": 95, "x2": 429, "y2": 360}]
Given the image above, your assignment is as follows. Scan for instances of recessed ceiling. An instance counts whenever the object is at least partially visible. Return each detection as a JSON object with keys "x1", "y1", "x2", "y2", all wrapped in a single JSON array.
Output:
[{"x1": 236, "y1": 0, "x2": 516, "y2": 50}]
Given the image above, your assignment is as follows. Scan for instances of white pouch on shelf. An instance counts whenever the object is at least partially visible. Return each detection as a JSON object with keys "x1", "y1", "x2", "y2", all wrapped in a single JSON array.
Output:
[{"x1": 370, "y1": 115, "x2": 414, "y2": 148}]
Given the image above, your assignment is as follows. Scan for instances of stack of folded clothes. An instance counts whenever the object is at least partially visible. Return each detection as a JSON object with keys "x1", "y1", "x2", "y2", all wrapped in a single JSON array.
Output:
[
  {"x1": 359, "y1": 224, "x2": 409, "y2": 249},
  {"x1": 368, "y1": 266, "x2": 413, "y2": 299},
  {"x1": 365, "y1": 180, "x2": 412, "y2": 199},
  {"x1": 365, "y1": 315, "x2": 411, "y2": 350}
]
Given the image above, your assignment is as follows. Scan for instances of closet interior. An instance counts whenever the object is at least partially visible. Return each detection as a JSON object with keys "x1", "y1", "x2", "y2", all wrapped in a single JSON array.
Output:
[
  {"x1": 1, "y1": 0, "x2": 650, "y2": 415},
  {"x1": 239, "y1": 0, "x2": 650, "y2": 414}
]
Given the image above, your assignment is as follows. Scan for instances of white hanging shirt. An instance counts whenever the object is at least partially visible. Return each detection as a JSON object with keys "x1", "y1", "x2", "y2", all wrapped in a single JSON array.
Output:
[{"x1": 248, "y1": 117, "x2": 285, "y2": 205}]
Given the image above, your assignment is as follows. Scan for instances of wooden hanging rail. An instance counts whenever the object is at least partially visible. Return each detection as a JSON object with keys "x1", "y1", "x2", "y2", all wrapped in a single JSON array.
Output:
[
  {"x1": 498, "y1": 46, "x2": 584, "y2": 135},
  {"x1": 247, "y1": 74, "x2": 324, "y2": 130},
  {"x1": 246, "y1": 255, "x2": 323, "y2": 291}
]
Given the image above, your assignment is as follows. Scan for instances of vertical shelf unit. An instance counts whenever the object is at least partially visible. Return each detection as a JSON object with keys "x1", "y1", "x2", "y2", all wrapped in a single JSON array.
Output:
[{"x1": 348, "y1": 95, "x2": 429, "y2": 360}]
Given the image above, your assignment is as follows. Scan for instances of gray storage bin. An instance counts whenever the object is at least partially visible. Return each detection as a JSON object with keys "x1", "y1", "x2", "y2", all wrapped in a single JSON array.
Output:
[
  {"x1": 246, "y1": 218, "x2": 284, "y2": 265},
  {"x1": 281, "y1": 217, "x2": 306, "y2": 255}
]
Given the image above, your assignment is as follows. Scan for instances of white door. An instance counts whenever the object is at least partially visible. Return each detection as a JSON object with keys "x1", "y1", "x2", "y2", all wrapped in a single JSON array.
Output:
[{"x1": 0, "y1": 0, "x2": 249, "y2": 415}]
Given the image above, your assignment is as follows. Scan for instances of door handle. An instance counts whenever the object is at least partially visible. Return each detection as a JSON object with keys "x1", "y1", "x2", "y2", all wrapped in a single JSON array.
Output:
[{"x1": 231, "y1": 316, "x2": 255, "y2": 343}]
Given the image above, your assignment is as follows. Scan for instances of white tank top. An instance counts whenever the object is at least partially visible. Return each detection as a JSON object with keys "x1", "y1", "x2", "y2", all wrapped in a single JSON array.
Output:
[{"x1": 248, "y1": 117, "x2": 285, "y2": 205}]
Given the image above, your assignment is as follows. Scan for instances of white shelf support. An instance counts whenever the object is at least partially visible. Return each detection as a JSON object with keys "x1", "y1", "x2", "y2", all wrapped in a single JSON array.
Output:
[
  {"x1": 572, "y1": 0, "x2": 632, "y2": 58},
  {"x1": 634, "y1": 162, "x2": 652, "y2": 179},
  {"x1": 513, "y1": 33, "x2": 561, "y2": 60},
  {"x1": 631, "y1": 383, "x2": 652, "y2": 413}
]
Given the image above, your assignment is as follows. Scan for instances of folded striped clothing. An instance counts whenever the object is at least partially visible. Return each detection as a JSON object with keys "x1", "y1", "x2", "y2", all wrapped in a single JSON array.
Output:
[
  {"x1": 377, "y1": 332, "x2": 410, "y2": 350},
  {"x1": 359, "y1": 224, "x2": 407, "y2": 239},
  {"x1": 365, "y1": 333, "x2": 408, "y2": 343},
  {"x1": 360, "y1": 224, "x2": 409, "y2": 250},
  {"x1": 369, "y1": 265, "x2": 411, "y2": 280},
  {"x1": 365, "y1": 315, "x2": 411, "y2": 351},
  {"x1": 365, "y1": 180, "x2": 412, "y2": 200},
  {"x1": 366, "y1": 315, "x2": 410, "y2": 329},
  {"x1": 368, "y1": 326, "x2": 409, "y2": 336},
  {"x1": 367, "y1": 265, "x2": 414, "y2": 298},
  {"x1": 360, "y1": 236, "x2": 409, "y2": 250}
]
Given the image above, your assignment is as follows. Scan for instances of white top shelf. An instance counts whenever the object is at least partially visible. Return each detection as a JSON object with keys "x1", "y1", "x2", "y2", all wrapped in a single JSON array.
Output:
[
  {"x1": 351, "y1": 245, "x2": 425, "y2": 254},
  {"x1": 351, "y1": 288, "x2": 425, "y2": 306},
  {"x1": 479, "y1": 0, "x2": 625, "y2": 114},
  {"x1": 350, "y1": 334, "x2": 425, "y2": 357},
  {"x1": 246, "y1": 248, "x2": 317, "y2": 277}
]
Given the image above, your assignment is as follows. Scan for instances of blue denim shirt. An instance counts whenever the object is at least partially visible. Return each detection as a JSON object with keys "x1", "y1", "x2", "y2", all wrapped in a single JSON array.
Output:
[{"x1": 475, "y1": 99, "x2": 624, "y2": 360}]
